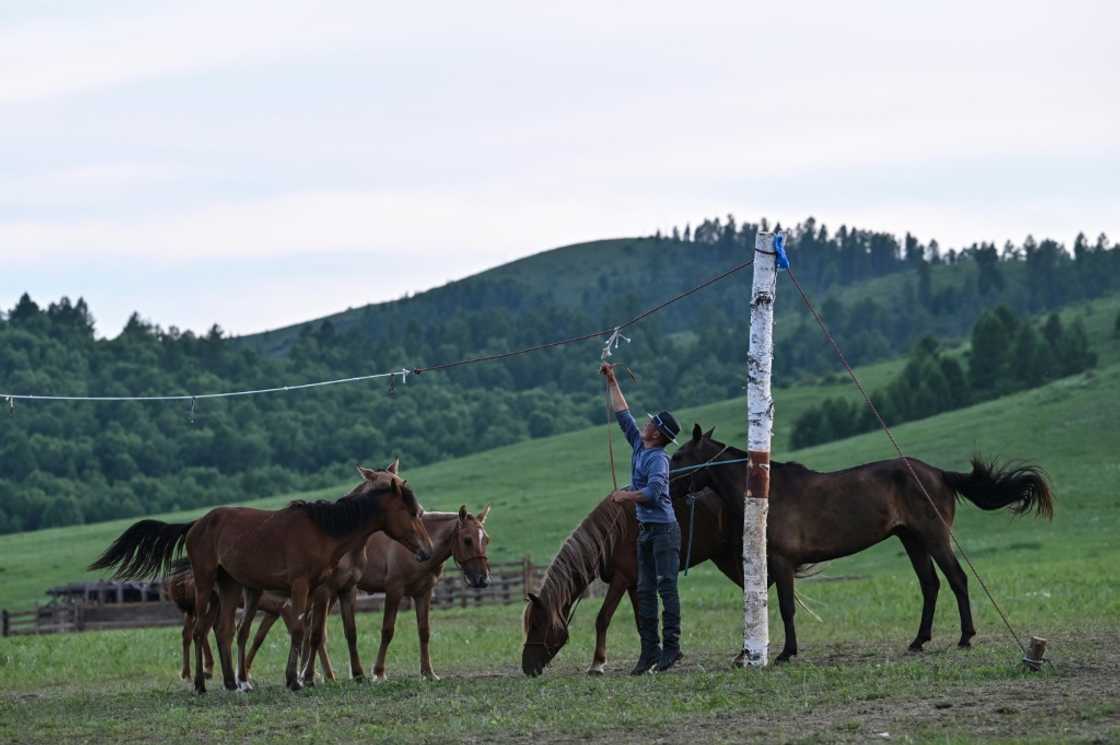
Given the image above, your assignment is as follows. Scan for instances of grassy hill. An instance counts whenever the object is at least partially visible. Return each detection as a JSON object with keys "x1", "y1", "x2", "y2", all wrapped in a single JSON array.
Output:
[
  {"x1": 1, "y1": 320, "x2": 1118, "y2": 744},
  {"x1": 3, "y1": 324, "x2": 1117, "y2": 612}
]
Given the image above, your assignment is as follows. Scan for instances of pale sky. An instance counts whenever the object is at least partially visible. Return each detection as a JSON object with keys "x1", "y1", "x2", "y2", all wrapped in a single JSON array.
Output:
[{"x1": 2, "y1": 1, "x2": 1117, "y2": 337}]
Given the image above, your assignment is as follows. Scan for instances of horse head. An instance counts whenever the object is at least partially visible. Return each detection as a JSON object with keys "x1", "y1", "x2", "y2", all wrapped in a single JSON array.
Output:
[
  {"x1": 521, "y1": 591, "x2": 570, "y2": 677},
  {"x1": 670, "y1": 423, "x2": 721, "y2": 498},
  {"x1": 356, "y1": 460, "x2": 434, "y2": 562},
  {"x1": 451, "y1": 504, "x2": 492, "y2": 588}
]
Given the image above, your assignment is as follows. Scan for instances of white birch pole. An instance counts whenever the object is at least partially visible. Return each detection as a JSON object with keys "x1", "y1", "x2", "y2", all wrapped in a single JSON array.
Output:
[{"x1": 739, "y1": 230, "x2": 778, "y2": 668}]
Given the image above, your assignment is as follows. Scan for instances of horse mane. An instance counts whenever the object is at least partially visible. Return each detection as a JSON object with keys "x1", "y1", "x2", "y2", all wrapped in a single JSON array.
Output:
[
  {"x1": 288, "y1": 481, "x2": 413, "y2": 538},
  {"x1": 534, "y1": 498, "x2": 626, "y2": 626}
]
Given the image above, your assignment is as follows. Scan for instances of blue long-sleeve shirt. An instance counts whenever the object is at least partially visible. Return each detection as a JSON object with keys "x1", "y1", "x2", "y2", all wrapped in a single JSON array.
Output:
[{"x1": 615, "y1": 409, "x2": 675, "y2": 525}]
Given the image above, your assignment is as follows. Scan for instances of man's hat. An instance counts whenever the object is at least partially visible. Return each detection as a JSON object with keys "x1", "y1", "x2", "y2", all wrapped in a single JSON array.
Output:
[{"x1": 646, "y1": 410, "x2": 681, "y2": 445}]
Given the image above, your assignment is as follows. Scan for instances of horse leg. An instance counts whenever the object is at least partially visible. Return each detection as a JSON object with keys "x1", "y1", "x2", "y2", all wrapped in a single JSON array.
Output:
[
  {"x1": 336, "y1": 588, "x2": 362, "y2": 681},
  {"x1": 770, "y1": 557, "x2": 797, "y2": 663},
  {"x1": 201, "y1": 600, "x2": 216, "y2": 678},
  {"x1": 929, "y1": 540, "x2": 976, "y2": 647},
  {"x1": 245, "y1": 609, "x2": 278, "y2": 679},
  {"x1": 318, "y1": 635, "x2": 337, "y2": 682},
  {"x1": 299, "y1": 591, "x2": 330, "y2": 686},
  {"x1": 235, "y1": 587, "x2": 262, "y2": 690},
  {"x1": 180, "y1": 613, "x2": 193, "y2": 680},
  {"x1": 626, "y1": 584, "x2": 641, "y2": 632},
  {"x1": 899, "y1": 531, "x2": 940, "y2": 652},
  {"x1": 588, "y1": 577, "x2": 629, "y2": 675},
  {"x1": 372, "y1": 593, "x2": 401, "y2": 682},
  {"x1": 413, "y1": 591, "x2": 439, "y2": 681},
  {"x1": 214, "y1": 577, "x2": 241, "y2": 691},
  {"x1": 191, "y1": 570, "x2": 218, "y2": 694},
  {"x1": 285, "y1": 579, "x2": 310, "y2": 691}
]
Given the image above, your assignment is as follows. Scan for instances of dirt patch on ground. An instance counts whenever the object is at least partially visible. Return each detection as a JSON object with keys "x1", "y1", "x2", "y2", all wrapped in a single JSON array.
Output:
[{"x1": 509, "y1": 632, "x2": 1120, "y2": 745}]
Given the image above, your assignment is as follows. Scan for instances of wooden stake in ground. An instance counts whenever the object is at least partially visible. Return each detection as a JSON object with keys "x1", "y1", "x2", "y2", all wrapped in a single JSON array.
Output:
[
  {"x1": 1024, "y1": 636, "x2": 1047, "y2": 671},
  {"x1": 740, "y1": 230, "x2": 779, "y2": 668}
]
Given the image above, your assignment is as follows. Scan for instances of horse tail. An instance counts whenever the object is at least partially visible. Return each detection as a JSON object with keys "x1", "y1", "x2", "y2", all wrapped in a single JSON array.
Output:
[
  {"x1": 88, "y1": 519, "x2": 195, "y2": 580},
  {"x1": 942, "y1": 457, "x2": 1054, "y2": 520}
]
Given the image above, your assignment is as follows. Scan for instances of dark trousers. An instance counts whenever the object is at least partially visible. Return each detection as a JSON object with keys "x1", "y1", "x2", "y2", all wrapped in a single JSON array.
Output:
[{"x1": 636, "y1": 521, "x2": 681, "y2": 652}]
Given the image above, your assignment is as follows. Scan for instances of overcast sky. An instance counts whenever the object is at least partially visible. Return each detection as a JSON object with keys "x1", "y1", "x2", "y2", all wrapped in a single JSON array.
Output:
[{"x1": 2, "y1": 1, "x2": 1117, "y2": 338}]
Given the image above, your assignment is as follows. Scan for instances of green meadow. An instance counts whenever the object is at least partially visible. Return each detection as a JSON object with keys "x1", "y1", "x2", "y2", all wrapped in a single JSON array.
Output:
[{"x1": 2, "y1": 326, "x2": 1119, "y2": 741}]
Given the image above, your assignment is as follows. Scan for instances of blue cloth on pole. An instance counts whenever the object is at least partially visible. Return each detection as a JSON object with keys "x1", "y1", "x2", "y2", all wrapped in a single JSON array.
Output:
[{"x1": 773, "y1": 233, "x2": 790, "y2": 270}]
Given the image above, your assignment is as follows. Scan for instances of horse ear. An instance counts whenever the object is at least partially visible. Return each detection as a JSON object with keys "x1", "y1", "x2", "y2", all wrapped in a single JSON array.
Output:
[
  {"x1": 357, "y1": 464, "x2": 379, "y2": 481},
  {"x1": 391, "y1": 479, "x2": 402, "y2": 496},
  {"x1": 386, "y1": 456, "x2": 399, "y2": 475},
  {"x1": 704, "y1": 426, "x2": 716, "y2": 439},
  {"x1": 478, "y1": 504, "x2": 491, "y2": 524},
  {"x1": 691, "y1": 423, "x2": 703, "y2": 443},
  {"x1": 526, "y1": 592, "x2": 541, "y2": 606},
  {"x1": 458, "y1": 505, "x2": 468, "y2": 521}
]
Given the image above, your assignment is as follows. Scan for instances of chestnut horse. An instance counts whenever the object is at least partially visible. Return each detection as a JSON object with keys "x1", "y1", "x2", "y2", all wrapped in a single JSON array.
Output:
[
  {"x1": 247, "y1": 505, "x2": 493, "y2": 682},
  {"x1": 91, "y1": 464, "x2": 433, "y2": 692},
  {"x1": 522, "y1": 423, "x2": 1053, "y2": 674}
]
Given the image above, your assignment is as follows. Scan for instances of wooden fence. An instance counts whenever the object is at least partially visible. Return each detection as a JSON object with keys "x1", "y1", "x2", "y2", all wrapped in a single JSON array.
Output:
[{"x1": 1, "y1": 556, "x2": 601, "y2": 637}]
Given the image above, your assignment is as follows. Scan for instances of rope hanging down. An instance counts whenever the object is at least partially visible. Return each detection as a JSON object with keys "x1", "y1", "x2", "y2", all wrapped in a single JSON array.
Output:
[
  {"x1": 783, "y1": 264, "x2": 1032, "y2": 660},
  {"x1": 0, "y1": 259, "x2": 754, "y2": 405}
]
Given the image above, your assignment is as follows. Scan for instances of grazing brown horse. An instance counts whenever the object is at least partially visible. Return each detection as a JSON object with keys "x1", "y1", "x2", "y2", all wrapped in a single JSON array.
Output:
[
  {"x1": 521, "y1": 483, "x2": 729, "y2": 677},
  {"x1": 164, "y1": 560, "x2": 335, "y2": 682},
  {"x1": 90, "y1": 464, "x2": 434, "y2": 693},
  {"x1": 247, "y1": 505, "x2": 493, "y2": 682},
  {"x1": 522, "y1": 423, "x2": 1053, "y2": 674}
]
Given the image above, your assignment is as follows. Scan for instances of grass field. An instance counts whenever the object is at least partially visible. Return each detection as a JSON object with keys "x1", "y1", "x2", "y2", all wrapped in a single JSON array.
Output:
[{"x1": 1, "y1": 304, "x2": 1118, "y2": 743}]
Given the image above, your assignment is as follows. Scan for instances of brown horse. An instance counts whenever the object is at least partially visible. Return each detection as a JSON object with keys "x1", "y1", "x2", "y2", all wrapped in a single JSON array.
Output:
[
  {"x1": 90, "y1": 464, "x2": 434, "y2": 692},
  {"x1": 247, "y1": 505, "x2": 493, "y2": 682},
  {"x1": 522, "y1": 423, "x2": 1053, "y2": 674},
  {"x1": 164, "y1": 559, "x2": 336, "y2": 682},
  {"x1": 521, "y1": 482, "x2": 729, "y2": 677}
]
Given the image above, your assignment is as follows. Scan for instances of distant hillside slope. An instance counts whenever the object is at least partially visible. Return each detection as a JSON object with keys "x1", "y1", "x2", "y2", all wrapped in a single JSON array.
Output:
[
  {"x1": 4, "y1": 345, "x2": 1116, "y2": 610},
  {"x1": 3, "y1": 219, "x2": 1117, "y2": 537}
]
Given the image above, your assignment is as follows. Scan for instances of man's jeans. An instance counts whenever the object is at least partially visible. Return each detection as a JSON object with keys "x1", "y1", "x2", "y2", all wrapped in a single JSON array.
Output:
[{"x1": 636, "y1": 521, "x2": 681, "y2": 652}]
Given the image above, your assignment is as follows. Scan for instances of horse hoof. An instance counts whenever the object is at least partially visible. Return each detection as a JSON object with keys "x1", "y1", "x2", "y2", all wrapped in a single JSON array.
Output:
[
  {"x1": 353, "y1": 674, "x2": 366, "y2": 684},
  {"x1": 586, "y1": 664, "x2": 606, "y2": 676},
  {"x1": 287, "y1": 679, "x2": 303, "y2": 692},
  {"x1": 237, "y1": 680, "x2": 254, "y2": 693},
  {"x1": 194, "y1": 684, "x2": 207, "y2": 696},
  {"x1": 373, "y1": 673, "x2": 386, "y2": 683},
  {"x1": 958, "y1": 640, "x2": 972, "y2": 649},
  {"x1": 422, "y1": 672, "x2": 441, "y2": 682}
]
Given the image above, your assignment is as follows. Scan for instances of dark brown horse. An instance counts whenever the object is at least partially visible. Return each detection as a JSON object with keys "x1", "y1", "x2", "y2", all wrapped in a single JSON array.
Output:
[
  {"x1": 246, "y1": 505, "x2": 493, "y2": 682},
  {"x1": 522, "y1": 423, "x2": 1053, "y2": 674},
  {"x1": 91, "y1": 464, "x2": 434, "y2": 692}
]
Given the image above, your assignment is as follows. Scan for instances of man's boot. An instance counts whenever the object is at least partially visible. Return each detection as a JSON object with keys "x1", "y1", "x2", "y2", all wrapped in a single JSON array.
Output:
[{"x1": 630, "y1": 615, "x2": 660, "y2": 676}]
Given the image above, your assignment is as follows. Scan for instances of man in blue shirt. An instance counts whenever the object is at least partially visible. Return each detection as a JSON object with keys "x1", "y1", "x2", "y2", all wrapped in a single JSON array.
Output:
[{"x1": 601, "y1": 361, "x2": 683, "y2": 674}]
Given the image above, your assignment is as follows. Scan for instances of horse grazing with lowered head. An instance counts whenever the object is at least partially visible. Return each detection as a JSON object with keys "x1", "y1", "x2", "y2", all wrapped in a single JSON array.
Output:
[
  {"x1": 91, "y1": 463, "x2": 433, "y2": 692},
  {"x1": 247, "y1": 504, "x2": 493, "y2": 682},
  {"x1": 522, "y1": 423, "x2": 1053, "y2": 674}
]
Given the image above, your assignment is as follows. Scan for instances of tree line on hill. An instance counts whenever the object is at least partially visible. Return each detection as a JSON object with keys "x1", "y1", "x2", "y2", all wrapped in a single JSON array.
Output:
[
  {"x1": 1, "y1": 218, "x2": 1118, "y2": 534},
  {"x1": 791, "y1": 307, "x2": 1098, "y2": 448}
]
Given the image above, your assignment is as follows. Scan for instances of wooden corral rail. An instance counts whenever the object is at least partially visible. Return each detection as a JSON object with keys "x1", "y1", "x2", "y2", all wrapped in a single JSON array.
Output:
[{"x1": 1, "y1": 556, "x2": 598, "y2": 637}]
